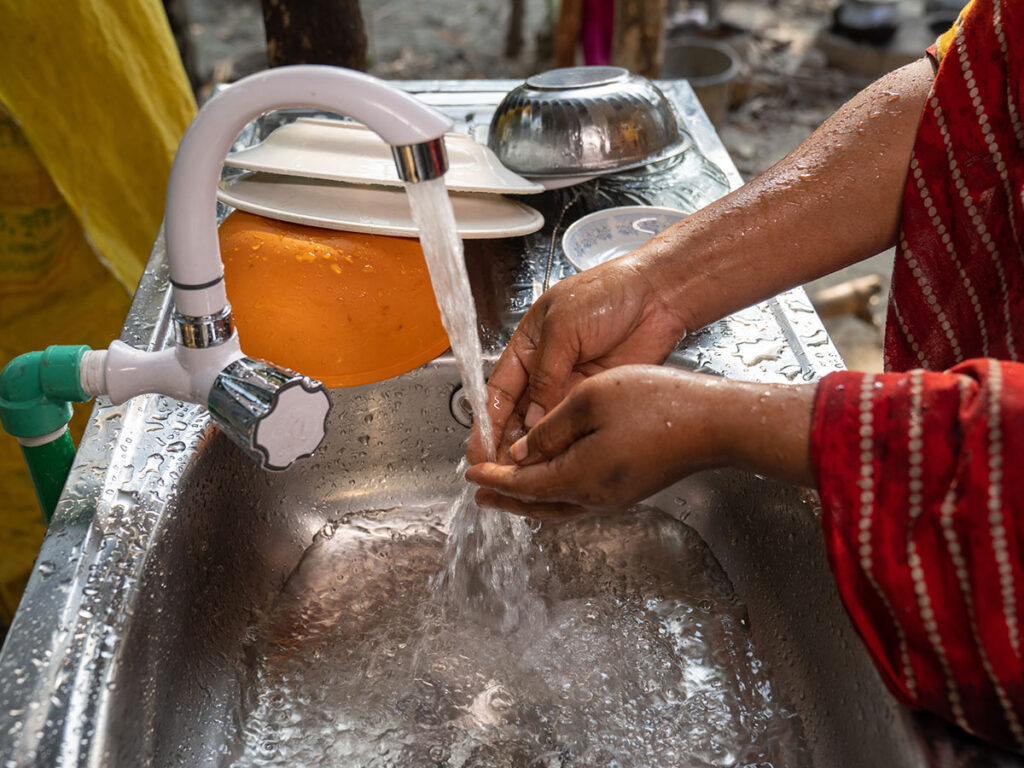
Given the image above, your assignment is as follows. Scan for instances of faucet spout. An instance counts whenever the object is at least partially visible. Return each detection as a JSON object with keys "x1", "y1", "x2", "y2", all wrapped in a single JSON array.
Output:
[
  {"x1": 165, "y1": 65, "x2": 454, "y2": 319},
  {"x1": 153, "y1": 66, "x2": 453, "y2": 467},
  {"x1": 99, "y1": 67, "x2": 453, "y2": 471},
  {"x1": 5, "y1": 67, "x2": 457, "y2": 488}
]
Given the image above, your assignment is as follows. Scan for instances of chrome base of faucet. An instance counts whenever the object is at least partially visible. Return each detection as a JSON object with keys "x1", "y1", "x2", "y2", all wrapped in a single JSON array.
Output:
[{"x1": 392, "y1": 137, "x2": 448, "y2": 183}]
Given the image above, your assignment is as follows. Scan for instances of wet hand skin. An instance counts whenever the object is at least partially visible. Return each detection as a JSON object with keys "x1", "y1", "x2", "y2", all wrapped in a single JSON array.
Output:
[
  {"x1": 466, "y1": 366, "x2": 816, "y2": 517},
  {"x1": 465, "y1": 261, "x2": 688, "y2": 466},
  {"x1": 472, "y1": 488, "x2": 594, "y2": 521},
  {"x1": 466, "y1": 58, "x2": 935, "y2": 512}
]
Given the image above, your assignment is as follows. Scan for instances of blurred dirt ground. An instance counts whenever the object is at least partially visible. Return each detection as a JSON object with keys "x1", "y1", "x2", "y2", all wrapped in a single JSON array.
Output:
[{"x1": 183, "y1": 0, "x2": 923, "y2": 371}]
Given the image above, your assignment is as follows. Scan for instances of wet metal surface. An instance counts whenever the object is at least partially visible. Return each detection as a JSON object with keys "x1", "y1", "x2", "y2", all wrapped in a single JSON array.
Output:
[{"x1": 2, "y1": 81, "x2": 1018, "y2": 767}]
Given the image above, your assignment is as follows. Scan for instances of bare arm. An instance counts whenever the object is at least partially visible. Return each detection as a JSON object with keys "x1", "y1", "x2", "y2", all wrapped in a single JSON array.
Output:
[
  {"x1": 466, "y1": 367, "x2": 815, "y2": 515},
  {"x1": 638, "y1": 56, "x2": 936, "y2": 333},
  {"x1": 470, "y1": 58, "x2": 936, "y2": 463}
]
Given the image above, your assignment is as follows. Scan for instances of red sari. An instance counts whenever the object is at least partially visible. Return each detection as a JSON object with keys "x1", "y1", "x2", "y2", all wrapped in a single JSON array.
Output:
[{"x1": 811, "y1": 0, "x2": 1024, "y2": 752}]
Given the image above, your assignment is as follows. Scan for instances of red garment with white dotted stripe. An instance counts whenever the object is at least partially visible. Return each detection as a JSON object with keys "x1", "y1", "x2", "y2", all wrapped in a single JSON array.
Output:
[{"x1": 811, "y1": 0, "x2": 1024, "y2": 752}]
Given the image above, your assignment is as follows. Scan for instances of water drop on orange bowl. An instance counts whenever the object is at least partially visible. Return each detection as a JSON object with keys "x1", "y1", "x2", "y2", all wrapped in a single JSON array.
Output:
[{"x1": 218, "y1": 211, "x2": 450, "y2": 387}]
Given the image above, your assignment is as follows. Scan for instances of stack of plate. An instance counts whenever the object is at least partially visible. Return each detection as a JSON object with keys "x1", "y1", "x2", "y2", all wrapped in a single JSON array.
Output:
[{"x1": 220, "y1": 118, "x2": 546, "y2": 238}]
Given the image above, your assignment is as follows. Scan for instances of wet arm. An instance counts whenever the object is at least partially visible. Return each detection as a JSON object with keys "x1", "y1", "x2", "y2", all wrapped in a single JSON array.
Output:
[
  {"x1": 468, "y1": 367, "x2": 816, "y2": 511},
  {"x1": 637, "y1": 57, "x2": 936, "y2": 333},
  {"x1": 469, "y1": 58, "x2": 936, "y2": 461}
]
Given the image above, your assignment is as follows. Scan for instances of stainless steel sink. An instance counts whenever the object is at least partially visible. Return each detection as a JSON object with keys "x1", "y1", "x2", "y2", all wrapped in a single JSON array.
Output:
[
  {"x1": 0, "y1": 338, "x2": 905, "y2": 767},
  {"x1": 3, "y1": 80, "x2": 1019, "y2": 768},
  {"x1": 0, "y1": 343, "x2": 999, "y2": 766}
]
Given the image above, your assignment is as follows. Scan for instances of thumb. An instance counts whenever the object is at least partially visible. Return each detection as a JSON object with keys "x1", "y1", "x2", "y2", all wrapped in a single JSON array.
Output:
[{"x1": 510, "y1": 390, "x2": 594, "y2": 467}]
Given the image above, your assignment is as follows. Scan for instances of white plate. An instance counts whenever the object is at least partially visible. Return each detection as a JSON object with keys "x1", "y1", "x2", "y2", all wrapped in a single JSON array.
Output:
[
  {"x1": 218, "y1": 172, "x2": 546, "y2": 239},
  {"x1": 225, "y1": 118, "x2": 545, "y2": 195},
  {"x1": 561, "y1": 205, "x2": 688, "y2": 271}
]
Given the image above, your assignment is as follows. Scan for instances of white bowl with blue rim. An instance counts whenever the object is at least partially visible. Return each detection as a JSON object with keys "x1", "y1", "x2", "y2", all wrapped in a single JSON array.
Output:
[{"x1": 561, "y1": 205, "x2": 688, "y2": 272}]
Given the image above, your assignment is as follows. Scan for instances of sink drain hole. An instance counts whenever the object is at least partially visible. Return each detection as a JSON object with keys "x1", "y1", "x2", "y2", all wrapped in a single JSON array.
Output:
[{"x1": 450, "y1": 386, "x2": 474, "y2": 428}]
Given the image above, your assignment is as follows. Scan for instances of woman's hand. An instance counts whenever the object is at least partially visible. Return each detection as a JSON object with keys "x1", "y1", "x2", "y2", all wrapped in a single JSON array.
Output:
[
  {"x1": 466, "y1": 365, "x2": 817, "y2": 516},
  {"x1": 467, "y1": 258, "x2": 690, "y2": 463}
]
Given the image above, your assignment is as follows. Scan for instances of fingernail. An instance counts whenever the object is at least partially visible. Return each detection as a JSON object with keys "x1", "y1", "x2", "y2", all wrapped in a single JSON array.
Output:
[
  {"x1": 524, "y1": 402, "x2": 545, "y2": 428},
  {"x1": 510, "y1": 436, "x2": 529, "y2": 463}
]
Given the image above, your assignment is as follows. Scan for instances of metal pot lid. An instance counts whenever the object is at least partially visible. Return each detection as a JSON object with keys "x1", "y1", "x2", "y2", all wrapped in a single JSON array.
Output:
[{"x1": 525, "y1": 66, "x2": 631, "y2": 90}]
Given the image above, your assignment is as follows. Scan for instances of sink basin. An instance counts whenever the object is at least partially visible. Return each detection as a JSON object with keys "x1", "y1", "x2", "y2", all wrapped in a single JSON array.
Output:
[
  {"x1": 4, "y1": 80, "x2": 1019, "y2": 768},
  {"x1": 0, "y1": 345, "x2": 908, "y2": 767},
  {"x1": 0, "y1": 341, "x2": 926, "y2": 767}
]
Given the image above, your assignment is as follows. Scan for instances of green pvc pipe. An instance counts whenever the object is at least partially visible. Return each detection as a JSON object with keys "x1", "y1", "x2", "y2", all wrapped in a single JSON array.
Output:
[
  {"x1": 1, "y1": 345, "x2": 94, "y2": 521},
  {"x1": 20, "y1": 431, "x2": 78, "y2": 523}
]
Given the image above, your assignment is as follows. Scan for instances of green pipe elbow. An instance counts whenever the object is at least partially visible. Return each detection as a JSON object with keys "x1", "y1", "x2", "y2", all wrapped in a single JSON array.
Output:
[
  {"x1": 2, "y1": 345, "x2": 95, "y2": 521},
  {"x1": 0, "y1": 345, "x2": 92, "y2": 439}
]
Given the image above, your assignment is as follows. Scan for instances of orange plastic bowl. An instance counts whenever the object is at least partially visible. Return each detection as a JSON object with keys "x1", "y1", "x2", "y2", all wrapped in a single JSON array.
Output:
[{"x1": 218, "y1": 211, "x2": 450, "y2": 388}]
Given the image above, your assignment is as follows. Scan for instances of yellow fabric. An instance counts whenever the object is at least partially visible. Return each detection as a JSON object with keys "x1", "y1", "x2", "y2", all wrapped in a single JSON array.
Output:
[
  {"x1": 0, "y1": 0, "x2": 197, "y2": 288},
  {"x1": 935, "y1": 0, "x2": 975, "y2": 63},
  {"x1": 0, "y1": 1, "x2": 196, "y2": 623}
]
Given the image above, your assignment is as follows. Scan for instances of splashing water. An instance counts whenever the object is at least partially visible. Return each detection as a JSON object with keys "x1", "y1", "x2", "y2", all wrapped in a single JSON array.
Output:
[
  {"x1": 230, "y1": 507, "x2": 808, "y2": 767},
  {"x1": 405, "y1": 178, "x2": 495, "y2": 461},
  {"x1": 430, "y1": 477, "x2": 537, "y2": 635}
]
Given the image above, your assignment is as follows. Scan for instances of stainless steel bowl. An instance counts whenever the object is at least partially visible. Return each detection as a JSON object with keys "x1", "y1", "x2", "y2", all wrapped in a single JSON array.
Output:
[{"x1": 487, "y1": 66, "x2": 689, "y2": 179}]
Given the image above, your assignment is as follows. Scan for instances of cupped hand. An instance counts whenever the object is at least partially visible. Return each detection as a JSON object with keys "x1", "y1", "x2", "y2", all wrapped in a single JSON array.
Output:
[
  {"x1": 467, "y1": 365, "x2": 817, "y2": 516},
  {"x1": 465, "y1": 365, "x2": 730, "y2": 514},
  {"x1": 466, "y1": 257, "x2": 689, "y2": 464},
  {"x1": 473, "y1": 488, "x2": 595, "y2": 521}
]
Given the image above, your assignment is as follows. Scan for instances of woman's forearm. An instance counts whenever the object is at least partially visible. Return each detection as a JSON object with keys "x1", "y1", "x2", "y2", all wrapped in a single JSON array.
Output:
[
  {"x1": 710, "y1": 380, "x2": 817, "y2": 487},
  {"x1": 637, "y1": 57, "x2": 936, "y2": 333}
]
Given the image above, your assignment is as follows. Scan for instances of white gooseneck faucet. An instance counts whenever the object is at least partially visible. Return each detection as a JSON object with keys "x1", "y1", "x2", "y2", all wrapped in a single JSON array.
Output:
[{"x1": 81, "y1": 66, "x2": 454, "y2": 470}]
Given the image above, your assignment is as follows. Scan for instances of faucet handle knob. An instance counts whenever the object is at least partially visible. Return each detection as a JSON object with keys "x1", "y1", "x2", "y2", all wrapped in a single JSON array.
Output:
[{"x1": 208, "y1": 358, "x2": 330, "y2": 471}]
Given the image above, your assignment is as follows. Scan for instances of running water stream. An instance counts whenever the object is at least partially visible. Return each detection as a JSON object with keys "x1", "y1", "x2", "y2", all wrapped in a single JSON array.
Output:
[
  {"x1": 404, "y1": 178, "x2": 496, "y2": 462},
  {"x1": 403, "y1": 177, "x2": 537, "y2": 636}
]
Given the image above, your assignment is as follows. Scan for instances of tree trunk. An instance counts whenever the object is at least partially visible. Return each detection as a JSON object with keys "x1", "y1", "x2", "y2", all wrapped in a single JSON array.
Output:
[
  {"x1": 261, "y1": 0, "x2": 368, "y2": 71},
  {"x1": 554, "y1": 0, "x2": 584, "y2": 67},
  {"x1": 612, "y1": 0, "x2": 666, "y2": 78},
  {"x1": 505, "y1": 0, "x2": 526, "y2": 59},
  {"x1": 162, "y1": 0, "x2": 200, "y2": 94}
]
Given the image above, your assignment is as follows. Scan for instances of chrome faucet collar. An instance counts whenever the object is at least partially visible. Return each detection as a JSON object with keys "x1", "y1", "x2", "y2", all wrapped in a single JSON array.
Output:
[
  {"x1": 173, "y1": 305, "x2": 234, "y2": 349},
  {"x1": 392, "y1": 137, "x2": 449, "y2": 183}
]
